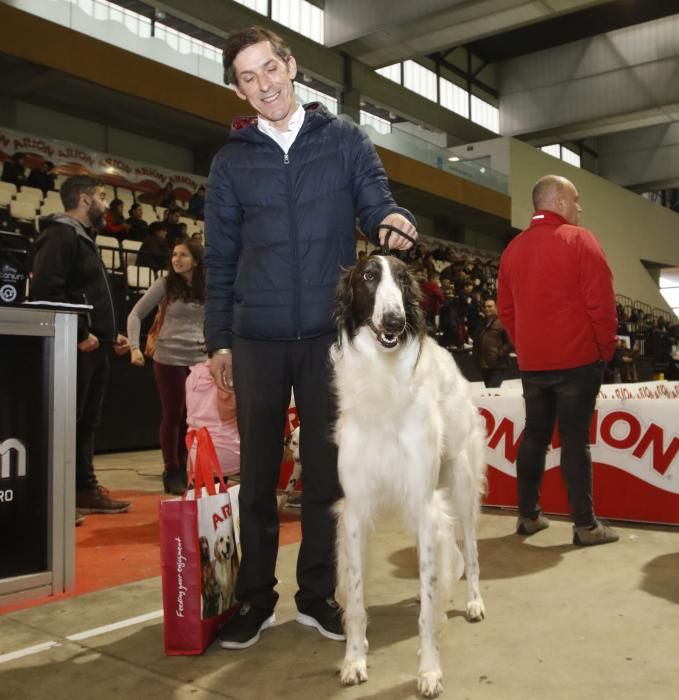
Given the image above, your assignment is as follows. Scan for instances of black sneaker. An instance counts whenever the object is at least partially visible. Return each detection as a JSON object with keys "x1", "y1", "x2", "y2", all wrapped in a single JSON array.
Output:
[
  {"x1": 218, "y1": 603, "x2": 275, "y2": 649},
  {"x1": 163, "y1": 469, "x2": 187, "y2": 496},
  {"x1": 76, "y1": 485, "x2": 130, "y2": 514},
  {"x1": 296, "y1": 597, "x2": 345, "y2": 641}
]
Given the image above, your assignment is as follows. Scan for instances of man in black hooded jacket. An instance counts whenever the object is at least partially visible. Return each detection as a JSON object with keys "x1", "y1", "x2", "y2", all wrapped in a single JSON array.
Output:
[{"x1": 31, "y1": 175, "x2": 131, "y2": 517}]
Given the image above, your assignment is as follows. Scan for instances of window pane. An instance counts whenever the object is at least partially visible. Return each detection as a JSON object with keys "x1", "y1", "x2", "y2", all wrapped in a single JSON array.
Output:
[
  {"x1": 233, "y1": 0, "x2": 268, "y2": 15},
  {"x1": 541, "y1": 144, "x2": 561, "y2": 158},
  {"x1": 272, "y1": 0, "x2": 324, "y2": 43},
  {"x1": 439, "y1": 77, "x2": 469, "y2": 118},
  {"x1": 403, "y1": 61, "x2": 437, "y2": 102},
  {"x1": 360, "y1": 111, "x2": 392, "y2": 134},
  {"x1": 562, "y1": 147, "x2": 581, "y2": 168},
  {"x1": 470, "y1": 95, "x2": 499, "y2": 133},
  {"x1": 376, "y1": 64, "x2": 401, "y2": 84},
  {"x1": 295, "y1": 83, "x2": 338, "y2": 114}
]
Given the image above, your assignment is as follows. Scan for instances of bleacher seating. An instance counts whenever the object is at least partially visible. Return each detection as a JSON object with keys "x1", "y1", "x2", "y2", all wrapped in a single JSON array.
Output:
[
  {"x1": 9, "y1": 199, "x2": 39, "y2": 222},
  {"x1": 0, "y1": 189, "x2": 13, "y2": 207},
  {"x1": 139, "y1": 203, "x2": 156, "y2": 222},
  {"x1": 121, "y1": 238, "x2": 143, "y2": 266},
  {"x1": 0, "y1": 182, "x2": 17, "y2": 196},
  {"x1": 96, "y1": 234, "x2": 122, "y2": 269},
  {"x1": 15, "y1": 188, "x2": 42, "y2": 206},
  {"x1": 39, "y1": 199, "x2": 64, "y2": 216},
  {"x1": 126, "y1": 264, "x2": 154, "y2": 290}
]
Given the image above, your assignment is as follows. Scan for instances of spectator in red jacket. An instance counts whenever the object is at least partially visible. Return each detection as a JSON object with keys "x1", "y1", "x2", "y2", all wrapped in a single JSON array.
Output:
[
  {"x1": 104, "y1": 198, "x2": 130, "y2": 241},
  {"x1": 419, "y1": 269, "x2": 444, "y2": 332},
  {"x1": 497, "y1": 174, "x2": 619, "y2": 547}
]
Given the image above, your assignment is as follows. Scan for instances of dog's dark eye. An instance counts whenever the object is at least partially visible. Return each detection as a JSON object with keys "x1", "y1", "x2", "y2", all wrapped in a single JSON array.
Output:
[{"x1": 363, "y1": 271, "x2": 375, "y2": 282}]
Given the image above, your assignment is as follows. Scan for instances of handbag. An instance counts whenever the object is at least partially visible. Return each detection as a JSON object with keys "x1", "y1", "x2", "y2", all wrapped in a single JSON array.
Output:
[
  {"x1": 144, "y1": 301, "x2": 166, "y2": 358},
  {"x1": 159, "y1": 426, "x2": 240, "y2": 655}
]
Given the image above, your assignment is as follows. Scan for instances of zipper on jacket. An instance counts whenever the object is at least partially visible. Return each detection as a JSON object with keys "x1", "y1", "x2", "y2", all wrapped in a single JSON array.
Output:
[{"x1": 283, "y1": 145, "x2": 301, "y2": 338}]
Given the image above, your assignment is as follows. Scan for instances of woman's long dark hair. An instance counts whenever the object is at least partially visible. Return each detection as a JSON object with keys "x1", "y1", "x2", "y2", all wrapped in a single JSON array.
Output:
[{"x1": 164, "y1": 239, "x2": 206, "y2": 304}]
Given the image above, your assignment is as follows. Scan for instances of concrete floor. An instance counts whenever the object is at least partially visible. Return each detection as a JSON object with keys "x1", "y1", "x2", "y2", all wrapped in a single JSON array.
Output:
[{"x1": 1, "y1": 449, "x2": 678, "y2": 700}]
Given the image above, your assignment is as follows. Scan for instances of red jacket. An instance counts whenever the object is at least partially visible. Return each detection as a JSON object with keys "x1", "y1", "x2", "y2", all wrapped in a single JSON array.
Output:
[{"x1": 497, "y1": 210, "x2": 617, "y2": 371}]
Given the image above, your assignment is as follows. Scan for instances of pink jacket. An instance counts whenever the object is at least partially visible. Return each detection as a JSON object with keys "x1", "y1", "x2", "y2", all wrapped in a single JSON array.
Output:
[{"x1": 186, "y1": 361, "x2": 240, "y2": 476}]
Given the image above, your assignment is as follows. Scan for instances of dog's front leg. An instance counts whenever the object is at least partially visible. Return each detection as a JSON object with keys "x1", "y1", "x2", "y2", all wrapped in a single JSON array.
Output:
[
  {"x1": 336, "y1": 499, "x2": 368, "y2": 686},
  {"x1": 416, "y1": 499, "x2": 445, "y2": 698}
]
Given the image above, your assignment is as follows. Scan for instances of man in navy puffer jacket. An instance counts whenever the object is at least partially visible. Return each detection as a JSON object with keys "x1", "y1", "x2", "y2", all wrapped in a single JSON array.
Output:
[{"x1": 205, "y1": 26, "x2": 418, "y2": 650}]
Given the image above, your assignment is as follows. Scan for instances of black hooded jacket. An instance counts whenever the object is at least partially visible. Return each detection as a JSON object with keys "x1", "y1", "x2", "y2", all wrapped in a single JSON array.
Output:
[{"x1": 31, "y1": 214, "x2": 117, "y2": 344}]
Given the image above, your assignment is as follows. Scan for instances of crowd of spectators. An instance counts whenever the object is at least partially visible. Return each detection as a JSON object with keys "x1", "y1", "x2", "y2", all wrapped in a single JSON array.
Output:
[
  {"x1": 375, "y1": 236, "x2": 679, "y2": 382},
  {"x1": 382, "y1": 238, "x2": 500, "y2": 352}
]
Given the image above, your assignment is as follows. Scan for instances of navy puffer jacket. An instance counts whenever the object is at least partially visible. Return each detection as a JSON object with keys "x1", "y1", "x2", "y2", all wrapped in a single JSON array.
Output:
[{"x1": 204, "y1": 103, "x2": 414, "y2": 350}]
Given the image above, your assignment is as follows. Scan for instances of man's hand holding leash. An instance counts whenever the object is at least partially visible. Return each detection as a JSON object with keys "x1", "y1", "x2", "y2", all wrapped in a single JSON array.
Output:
[{"x1": 378, "y1": 213, "x2": 418, "y2": 251}]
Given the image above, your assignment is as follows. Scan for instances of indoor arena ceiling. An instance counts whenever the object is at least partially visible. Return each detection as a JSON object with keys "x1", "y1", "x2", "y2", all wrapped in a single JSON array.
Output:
[
  {"x1": 322, "y1": 0, "x2": 679, "y2": 67},
  {"x1": 2, "y1": 0, "x2": 679, "y2": 213}
]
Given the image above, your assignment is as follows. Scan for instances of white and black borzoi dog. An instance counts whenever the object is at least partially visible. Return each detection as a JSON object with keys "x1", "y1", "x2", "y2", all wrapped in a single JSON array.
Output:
[{"x1": 331, "y1": 253, "x2": 487, "y2": 698}]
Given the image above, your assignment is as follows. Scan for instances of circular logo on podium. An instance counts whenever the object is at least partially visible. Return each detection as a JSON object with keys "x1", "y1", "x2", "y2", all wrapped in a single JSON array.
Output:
[{"x1": 0, "y1": 284, "x2": 18, "y2": 303}]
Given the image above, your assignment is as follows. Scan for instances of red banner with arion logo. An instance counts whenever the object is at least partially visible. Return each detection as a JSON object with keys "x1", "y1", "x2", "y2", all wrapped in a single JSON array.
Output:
[{"x1": 473, "y1": 380, "x2": 679, "y2": 525}]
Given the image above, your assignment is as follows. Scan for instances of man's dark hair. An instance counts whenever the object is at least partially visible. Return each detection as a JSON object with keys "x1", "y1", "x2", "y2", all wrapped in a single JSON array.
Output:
[
  {"x1": 60, "y1": 175, "x2": 99, "y2": 211},
  {"x1": 223, "y1": 26, "x2": 291, "y2": 86},
  {"x1": 149, "y1": 221, "x2": 167, "y2": 237}
]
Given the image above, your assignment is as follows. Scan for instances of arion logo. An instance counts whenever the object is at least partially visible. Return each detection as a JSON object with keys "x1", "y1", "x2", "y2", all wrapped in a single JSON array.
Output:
[{"x1": 0, "y1": 439, "x2": 26, "y2": 479}]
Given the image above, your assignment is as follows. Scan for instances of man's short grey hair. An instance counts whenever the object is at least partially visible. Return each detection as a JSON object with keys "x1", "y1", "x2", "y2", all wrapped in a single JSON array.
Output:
[{"x1": 532, "y1": 174, "x2": 571, "y2": 210}]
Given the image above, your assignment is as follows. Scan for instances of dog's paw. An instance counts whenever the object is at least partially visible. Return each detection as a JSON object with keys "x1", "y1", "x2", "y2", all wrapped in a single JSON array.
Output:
[
  {"x1": 418, "y1": 670, "x2": 443, "y2": 698},
  {"x1": 340, "y1": 658, "x2": 368, "y2": 686},
  {"x1": 466, "y1": 599, "x2": 485, "y2": 622}
]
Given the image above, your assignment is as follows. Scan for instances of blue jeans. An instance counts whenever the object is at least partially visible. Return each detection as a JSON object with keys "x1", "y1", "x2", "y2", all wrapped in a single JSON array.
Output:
[{"x1": 517, "y1": 361, "x2": 604, "y2": 527}]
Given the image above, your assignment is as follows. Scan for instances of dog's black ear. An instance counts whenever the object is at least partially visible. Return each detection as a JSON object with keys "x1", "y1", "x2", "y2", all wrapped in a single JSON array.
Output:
[
  {"x1": 334, "y1": 266, "x2": 355, "y2": 343},
  {"x1": 403, "y1": 264, "x2": 426, "y2": 339}
]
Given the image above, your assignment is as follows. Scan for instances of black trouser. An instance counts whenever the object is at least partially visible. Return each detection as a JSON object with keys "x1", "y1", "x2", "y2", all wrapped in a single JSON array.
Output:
[
  {"x1": 76, "y1": 345, "x2": 109, "y2": 491},
  {"x1": 517, "y1": 361, "x2": 603, "y2": 528},
  {"x1": 481, "y1": 368, "x2": 505, "y2": 388},
  {"x1": 232, "y1": 333, "x2": 341, "y2": 611}
]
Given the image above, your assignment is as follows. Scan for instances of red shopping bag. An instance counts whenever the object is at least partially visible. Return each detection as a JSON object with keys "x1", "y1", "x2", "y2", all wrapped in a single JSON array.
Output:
[{"x1": 160, "y1": 427, "x2": 239, "y2": 655}]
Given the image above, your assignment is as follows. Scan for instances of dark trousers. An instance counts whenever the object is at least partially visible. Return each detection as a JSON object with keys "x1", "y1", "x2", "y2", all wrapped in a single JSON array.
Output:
[
  {"x1": 232, "y1": 333, "x2": 341, "y2": 611},
  {"x1": 76, "y1": 346, "x2": 109, "y2": 491},
  {"x1": 481, "y1": 368, "x2": 505, "y2": 388},
  {"x1": 517, "y1": 362, "x2": 604, "y2": 527},
  {"x1": 152, "y1": 361, "x2": 189, "y2": 472}
]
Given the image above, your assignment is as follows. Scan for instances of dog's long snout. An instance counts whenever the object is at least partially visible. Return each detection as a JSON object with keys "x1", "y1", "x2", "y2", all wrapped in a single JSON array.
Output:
[{"x1": 381, "y1": 310, "x2": 405, "y2": 334}]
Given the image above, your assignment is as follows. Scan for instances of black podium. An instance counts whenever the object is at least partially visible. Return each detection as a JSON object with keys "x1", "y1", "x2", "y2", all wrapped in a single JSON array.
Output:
[{"x1": 0, "y1": 305, "x2": 78, "y2": 605}]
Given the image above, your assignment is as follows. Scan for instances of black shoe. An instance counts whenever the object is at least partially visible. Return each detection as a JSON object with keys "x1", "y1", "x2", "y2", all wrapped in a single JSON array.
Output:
[
  {"x1": 218, "y1": 603, "x2": 275, "y2": 649},
  {"x1": 163, "y1": 469, "x2": 187, "y2": 496},
  {"x1": 296, "y1": 597, "x2": 345, "y2": 641},
  {"x1": 76, "y1": 485, "x2": 130, "y2": 514}
]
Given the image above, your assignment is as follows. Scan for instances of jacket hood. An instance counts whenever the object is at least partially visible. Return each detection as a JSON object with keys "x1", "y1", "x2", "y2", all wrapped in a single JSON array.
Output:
[
  {"x1": 229, "y1": 101, "x2": 334, "y2": 143},
  {"x1": 40, "y1": 213, "x2": 94, "y2": 242}
]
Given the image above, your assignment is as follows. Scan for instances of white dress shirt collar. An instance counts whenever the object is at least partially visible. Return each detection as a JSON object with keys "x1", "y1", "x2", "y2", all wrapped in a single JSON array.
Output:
[{"x1": 257, "y1": 103, "x2": 306, "y2": 153}]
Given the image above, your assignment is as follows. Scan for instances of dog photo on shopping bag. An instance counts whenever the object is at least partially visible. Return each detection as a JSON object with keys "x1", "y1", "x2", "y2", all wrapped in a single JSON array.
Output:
[{"x1": 196, "y1": 493, "x2": 239, "y2": 619}]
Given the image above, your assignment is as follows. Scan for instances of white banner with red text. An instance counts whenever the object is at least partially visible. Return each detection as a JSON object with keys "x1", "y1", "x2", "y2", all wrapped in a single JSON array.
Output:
[
  {"x1": 472, "y1": 380, "x2": 679, "y2": 525},
  {"x1": 0, "y1": 126, "x2": 206, "y2": 201}
]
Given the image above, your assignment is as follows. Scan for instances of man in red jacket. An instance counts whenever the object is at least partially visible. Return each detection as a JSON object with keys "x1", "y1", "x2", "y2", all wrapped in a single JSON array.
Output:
[{"x1": 497, "y1": 174, "x2": 619, "y2": 546}]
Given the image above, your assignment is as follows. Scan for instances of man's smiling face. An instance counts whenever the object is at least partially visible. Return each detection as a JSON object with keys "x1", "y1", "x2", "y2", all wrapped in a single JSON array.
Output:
[{"x1": 233, "y1": 40, "x2": 298, "y2": 132}]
